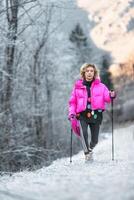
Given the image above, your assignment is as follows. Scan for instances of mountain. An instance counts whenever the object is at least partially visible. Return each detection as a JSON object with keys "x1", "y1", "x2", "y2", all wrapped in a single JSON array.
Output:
[
  {"x1": 77, "y1": 0, "x2": 134, "y2": 124},
  {"x1": 77, "y1": 0, "x2": 134, "y2": 63}
]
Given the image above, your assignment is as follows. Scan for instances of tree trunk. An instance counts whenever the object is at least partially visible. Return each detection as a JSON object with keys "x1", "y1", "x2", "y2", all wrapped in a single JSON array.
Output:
[
  {"x1": 31, "y1": 6, "x2": 53, "y2": 148},
  {"x1": 32, "y1": 53, "x2": 44, "y2": 147},
  {"x1": 2, "y1": 0, "x2": 18, "y2": 147}
]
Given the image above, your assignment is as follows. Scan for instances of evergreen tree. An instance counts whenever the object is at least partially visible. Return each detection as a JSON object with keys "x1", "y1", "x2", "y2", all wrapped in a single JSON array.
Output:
[
  {"x1": 100, "y1": 55, "x2": 113, "y2": 89},
  {"x1": 69, "y1": 23, "x2": 90, "y2": 65},
  {"x1": 70, "y1": 23, "x2": 87, "y2": 47}
]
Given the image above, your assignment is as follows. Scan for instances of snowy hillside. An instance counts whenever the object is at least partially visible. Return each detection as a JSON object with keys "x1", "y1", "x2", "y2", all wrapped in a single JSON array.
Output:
[
  {"x1": 77, "y1": 0, "x2": 134, "y2": 123},
  {"x1": 78, "y1": 0, "x2": 134, "y2": 63},
  {"x1": 0, "y1": 124, "x2": 134, "y2": 200}
]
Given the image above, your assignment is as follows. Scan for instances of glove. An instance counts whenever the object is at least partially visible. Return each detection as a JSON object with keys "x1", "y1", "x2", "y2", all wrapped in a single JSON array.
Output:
[
  {"x1": 109, "y1": 90, "x2": 116, "y2": 99},
  {"x1": 68, "y1": 114, "x2": 76, "y2": 121}
]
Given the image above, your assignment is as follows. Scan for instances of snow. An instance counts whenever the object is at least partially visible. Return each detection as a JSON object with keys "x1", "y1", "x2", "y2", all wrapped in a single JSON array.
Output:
[{"x1": 0, "y1": 124, "x2": 134, "y2": 200}]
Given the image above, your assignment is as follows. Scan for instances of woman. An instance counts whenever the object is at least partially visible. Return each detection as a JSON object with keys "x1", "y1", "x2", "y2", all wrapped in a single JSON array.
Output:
[{"x1": 68, "y1": 63, "x2": 116, "y2": 160}]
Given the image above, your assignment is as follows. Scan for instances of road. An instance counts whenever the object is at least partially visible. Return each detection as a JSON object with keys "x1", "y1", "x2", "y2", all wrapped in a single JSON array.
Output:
[{"x1": 0, "y1": 124, "x2": 134, "y2": 200}]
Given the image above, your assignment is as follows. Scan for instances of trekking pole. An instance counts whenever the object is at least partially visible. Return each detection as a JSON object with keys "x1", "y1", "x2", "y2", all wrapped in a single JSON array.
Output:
[
  {"x1": 70, "y1": 128, "x2": 73, "y2": 163},
  {"x1": 111, "y1": 98, "x2": 114, "y2": 161}
]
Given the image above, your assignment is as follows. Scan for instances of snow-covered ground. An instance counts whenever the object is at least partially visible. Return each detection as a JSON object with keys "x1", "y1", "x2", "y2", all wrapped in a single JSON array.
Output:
[{"x1": 0, "y1": 124, "x2": 134, "y2": 200}]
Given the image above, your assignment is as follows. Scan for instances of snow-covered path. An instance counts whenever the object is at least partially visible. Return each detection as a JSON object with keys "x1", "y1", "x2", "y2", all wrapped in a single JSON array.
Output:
[{"x1": 0, "y1": 124, "x2": 134, "y2": 200}]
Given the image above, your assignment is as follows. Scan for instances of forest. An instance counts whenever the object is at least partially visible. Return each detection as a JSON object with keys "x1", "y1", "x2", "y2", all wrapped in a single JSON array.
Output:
[{"x1": 0, "y1": 0, "x2": 134, "y2": 173}]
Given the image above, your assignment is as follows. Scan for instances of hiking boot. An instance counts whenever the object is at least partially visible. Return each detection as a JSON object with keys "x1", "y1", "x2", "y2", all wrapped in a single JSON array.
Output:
[
  {"x1": 85, "y1": 152, "x2": 93, "y2": 161},
  {"x1": 85, "y1": 153, "x2": 90, "y2": 161},
  {"x1": 88, "y1": 147, "x2": 93, "y2": 154}
]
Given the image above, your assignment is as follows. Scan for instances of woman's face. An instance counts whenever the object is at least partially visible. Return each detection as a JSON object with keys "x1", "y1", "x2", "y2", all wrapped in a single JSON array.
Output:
[{"x1": 84, "y1": 66, "x2": 95, "y2": 81}]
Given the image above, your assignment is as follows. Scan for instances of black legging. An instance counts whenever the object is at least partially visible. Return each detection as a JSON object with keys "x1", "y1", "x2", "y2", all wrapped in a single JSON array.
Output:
[{"x1": 80, "y1": 118, "x2": 100, "y2": 154}]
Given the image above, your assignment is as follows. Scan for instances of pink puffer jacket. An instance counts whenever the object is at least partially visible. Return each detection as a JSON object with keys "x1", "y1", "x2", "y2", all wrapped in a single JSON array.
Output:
[{"x1": 68, "y1": 78, "x2": 111, "y2": 117}]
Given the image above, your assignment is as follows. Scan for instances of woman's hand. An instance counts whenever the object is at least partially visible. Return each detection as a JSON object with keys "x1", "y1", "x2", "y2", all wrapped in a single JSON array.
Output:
[
  {"x1": 109, "y1": 90, "x2": 116, "y2": 99},
  {"x1": 68, "y1": 114, "x2": 76, "y2": 121}
]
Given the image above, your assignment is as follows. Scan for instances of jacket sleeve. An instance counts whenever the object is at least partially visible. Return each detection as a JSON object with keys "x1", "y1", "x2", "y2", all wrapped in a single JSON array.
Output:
[
  {"x1": 103, "y1": 85, "x2": 111, "y2": 103},
  {"x1": 68, "y1": 86, "x2": 77, "y2": 117}
]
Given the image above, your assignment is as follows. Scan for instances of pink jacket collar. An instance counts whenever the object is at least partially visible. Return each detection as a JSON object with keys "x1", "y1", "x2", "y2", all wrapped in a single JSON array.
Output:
[{"x1": 75, "y1": 78, "x2": 100, "y2": 89}]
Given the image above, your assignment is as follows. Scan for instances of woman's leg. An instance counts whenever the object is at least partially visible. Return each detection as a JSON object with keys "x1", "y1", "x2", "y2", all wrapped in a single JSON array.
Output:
[
  {"x1": 89, "y1": 123, "x2": 100, "y2": 150},
  {"x1": 80, "y1": 119, "x2": 89, "y2": 154}
]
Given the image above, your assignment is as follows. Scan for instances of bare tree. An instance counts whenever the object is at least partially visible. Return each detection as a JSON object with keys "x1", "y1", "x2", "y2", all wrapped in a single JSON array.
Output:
[
  {"x1": 29, "y1": 4, "x2": 54, "y2": 148},
  {"x1": 1, "y1": 0, "x2": 19, "y2": 148},
  {"x1": 0, "y1": 0, "x2": 82, "y2": 171}
]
